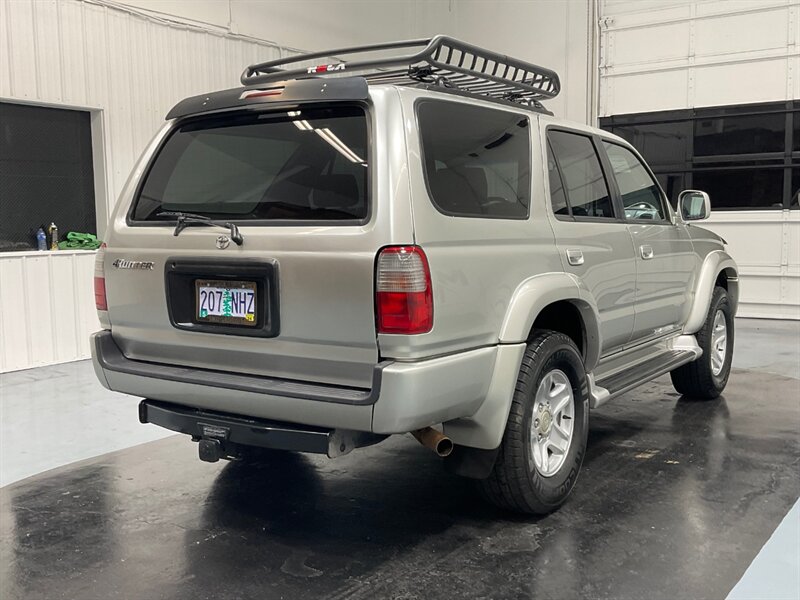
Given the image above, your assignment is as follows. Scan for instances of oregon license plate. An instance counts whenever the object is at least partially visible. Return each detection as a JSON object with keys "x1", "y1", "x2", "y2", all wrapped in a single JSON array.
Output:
[{"x1": 195, "y1": 279, "x2": 257, "y2": 326}]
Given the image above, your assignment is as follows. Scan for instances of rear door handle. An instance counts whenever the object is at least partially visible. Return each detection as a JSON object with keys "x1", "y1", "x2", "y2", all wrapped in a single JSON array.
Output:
[
  {"x1": 640, "y1": 245, "x2": 654, "y2": 260},
  {"x1": 566, "y1": 248, "x2": 584, "y2": 266}
]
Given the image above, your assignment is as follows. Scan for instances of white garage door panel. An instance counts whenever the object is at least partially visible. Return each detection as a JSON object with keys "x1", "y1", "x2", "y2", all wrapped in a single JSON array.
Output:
[
  {"x1": 794, "y1": 54, "x2": 800, "y2": 99},
  {"x1": 694, "y1": 0, "x2": 789, "y2": 18},
  {"x1": 695, "y1": 9, "x2": 790, "y2": 56},
  {"x1": 739, "y1": 275, "x2": 783, "y2": 303},
  {"x1": 612, "y1": 23, "x2": 690, "y2": 65},
  {"x1": 704, "y1": 220, "x2": 783, "y2": 267},
  {"x1": 694, "y1": 59, "x2": 790, "y2": 107},
  {"x1": 601, "y1": 0, "x2": 689, "y2": 20},
  {"x1": 702, "y1": 213, "x2": 800, "y2": 320},
  {"x1": 607, "y1": 70, "x2": 688, "y2": 115}
]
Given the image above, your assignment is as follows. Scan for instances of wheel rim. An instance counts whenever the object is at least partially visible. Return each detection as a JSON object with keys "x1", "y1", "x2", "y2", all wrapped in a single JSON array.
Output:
[
  {"x1": 710, "y1": 310, "x2": 728, "y2": 376},
  {"x1": 530, "y1": 369, "x2": 575, "y2": 477}
]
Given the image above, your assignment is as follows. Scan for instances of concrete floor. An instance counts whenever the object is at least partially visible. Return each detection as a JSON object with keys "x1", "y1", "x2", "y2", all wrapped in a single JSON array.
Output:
[
  {"x1": 0, "y1": 361, "x2": 171, "y2": 487},
  {"x1": 0, "y1": 318, "x2": 798, "y2": 599}
]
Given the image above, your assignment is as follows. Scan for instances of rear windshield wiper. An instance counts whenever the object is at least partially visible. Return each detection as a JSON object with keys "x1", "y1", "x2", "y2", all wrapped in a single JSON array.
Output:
[{"x1": 154, "y1": 211, "x2": 243, "y2": 246}]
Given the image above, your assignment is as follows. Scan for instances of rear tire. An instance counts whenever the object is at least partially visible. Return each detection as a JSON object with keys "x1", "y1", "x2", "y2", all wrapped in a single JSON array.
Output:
[
  {"x1": 480, "y1": 330, "x2": 589, "y2": 515},
  {"x1": 670, "y1": 286, "x2": 733, "y2": 399}
]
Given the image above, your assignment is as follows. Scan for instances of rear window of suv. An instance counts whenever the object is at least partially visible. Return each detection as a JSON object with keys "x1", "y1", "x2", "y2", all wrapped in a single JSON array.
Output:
[
  {"x1": 417, "y1": 100, "x2": 530, "y2": 218},
  {"x1": 131, "y1": 106, "x2": 368, "y2": 223}
]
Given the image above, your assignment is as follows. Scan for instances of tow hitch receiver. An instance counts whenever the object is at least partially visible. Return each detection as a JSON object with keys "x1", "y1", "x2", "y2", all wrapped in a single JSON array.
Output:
[
  {"x1": 198, "y1": 438, "x2": 223, "y2": 463},
  {"x1": 139, "y1": 400, "x2": 386, "y2": 460}
]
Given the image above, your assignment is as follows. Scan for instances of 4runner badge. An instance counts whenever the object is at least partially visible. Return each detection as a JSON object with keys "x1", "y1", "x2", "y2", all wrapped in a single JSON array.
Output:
[
  {"x1": 215, "y1": 235, "x2": 230, "y2": 250},
  {"x1": 112, "y1": 259, "x2": 154, "y2": 270}
]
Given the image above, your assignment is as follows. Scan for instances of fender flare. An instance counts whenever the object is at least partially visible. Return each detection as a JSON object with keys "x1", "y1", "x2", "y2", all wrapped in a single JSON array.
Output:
[
  {"x1": 444, "y1": 274, "x2": 603, "y2": 451},
  {"x1": 498, "y1": 272, "x2": 603, "y2": 371},
  {"x1": 684, "y1": 250, "x2": 739, "y2": 334}
]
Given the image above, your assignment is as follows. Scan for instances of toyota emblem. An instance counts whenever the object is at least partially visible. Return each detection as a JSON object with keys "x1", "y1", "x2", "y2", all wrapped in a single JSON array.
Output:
[{"x1": 215, "y1": 235, "x2": 230, "y2": 249}]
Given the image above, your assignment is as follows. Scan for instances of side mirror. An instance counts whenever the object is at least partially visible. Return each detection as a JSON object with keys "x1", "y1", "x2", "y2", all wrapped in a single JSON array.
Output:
[{"x1": 678, "y1": 190, "x2": 710, "y2": 221}]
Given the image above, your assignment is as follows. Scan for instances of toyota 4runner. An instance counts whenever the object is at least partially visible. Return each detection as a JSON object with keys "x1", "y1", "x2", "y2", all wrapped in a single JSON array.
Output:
[{"x1": 91, "y1": 36, "x2": 738, "y2": 514}]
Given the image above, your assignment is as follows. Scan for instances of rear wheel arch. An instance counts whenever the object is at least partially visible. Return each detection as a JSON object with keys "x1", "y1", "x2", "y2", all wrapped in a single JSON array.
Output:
[
  {"x1": 499, "y1": 273, "x2": 601, "y2": 371},
  {"x1": 530, "y1": 300, "x2": 588, "y2": 363}
]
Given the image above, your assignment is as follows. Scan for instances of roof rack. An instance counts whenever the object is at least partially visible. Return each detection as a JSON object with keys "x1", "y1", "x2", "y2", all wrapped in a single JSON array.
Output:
[{"x1": 241, "y1": 36, "x2": 560, "y2": 106}]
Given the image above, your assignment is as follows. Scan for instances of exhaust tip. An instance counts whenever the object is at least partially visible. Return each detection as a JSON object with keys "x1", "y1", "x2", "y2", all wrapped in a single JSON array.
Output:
[
  {"x1": 435, "y1": 437, "x2": 454, "y2": 458},
  {"x1": 411, "y1": 427, "x2": 453, "y2": 458}
]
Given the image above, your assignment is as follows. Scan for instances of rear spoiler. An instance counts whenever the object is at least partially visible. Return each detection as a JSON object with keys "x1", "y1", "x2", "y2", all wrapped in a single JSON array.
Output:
[{"x1": 165, "y1": 77, "x2": 369, "y2": 121}]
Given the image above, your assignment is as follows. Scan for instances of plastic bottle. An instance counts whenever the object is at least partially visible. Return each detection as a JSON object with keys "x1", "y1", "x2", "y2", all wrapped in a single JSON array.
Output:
[
  {"x1": 36, "y1": 227, "x2": 47, "y2": 251},
  {"x1": 47, "y1": 223, "x2": 58, "y2": 251}
]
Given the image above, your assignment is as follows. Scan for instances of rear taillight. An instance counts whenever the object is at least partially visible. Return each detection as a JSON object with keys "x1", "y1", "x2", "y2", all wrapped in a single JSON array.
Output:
[
  {"x1": 376, "y1": 246, "x2": 433, "y2": 334},
  {"x1": 94, "y1": 242, "x2": 107, "y2": 311}
]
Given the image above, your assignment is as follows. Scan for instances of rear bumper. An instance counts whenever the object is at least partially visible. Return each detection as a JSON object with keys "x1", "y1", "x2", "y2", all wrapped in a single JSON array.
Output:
[
  {"x1": 139, "y1": 400, "x2": 384, "y2": 458},
  {"x1": 91, "y1": 331, "x2": 497, "y2": 434}
]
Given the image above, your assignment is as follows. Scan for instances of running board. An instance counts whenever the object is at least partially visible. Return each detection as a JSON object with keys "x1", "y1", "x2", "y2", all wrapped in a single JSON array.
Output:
[{"x1": 589, "y1": 349, "x2": 699, "y2": 408}]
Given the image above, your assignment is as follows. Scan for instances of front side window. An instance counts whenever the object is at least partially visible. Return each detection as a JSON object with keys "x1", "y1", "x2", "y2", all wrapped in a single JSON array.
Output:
[
  {"x1": 547, "y1": 130, "x2": 615, "y2": 219},
  {"x1": 417, "y1": 100, "x2": 530, "y2": 218},
  {"x1": 131, "y1": 106, "x2": 368, "y2": 222},
  {"x1": 603, "y1": 141, "x2": 666, "y2": 221}
]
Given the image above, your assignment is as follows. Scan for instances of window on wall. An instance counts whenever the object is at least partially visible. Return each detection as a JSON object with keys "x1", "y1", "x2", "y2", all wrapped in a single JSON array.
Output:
[
  {"x1": 0, "y1": 102, "x2": 97, "y2": 251},
  {"x1": 600, "y1": 101, "x2": 799, "y2": 210}
]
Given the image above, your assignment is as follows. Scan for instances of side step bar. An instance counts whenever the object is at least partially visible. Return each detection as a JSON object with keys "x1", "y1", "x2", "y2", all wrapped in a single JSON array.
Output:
[
  {"x1": 139, "y1": 400, "x2": 385, "y2": 461},
  {"x1": 590, "y1": 346, "x2": 700, "y2": 408}
]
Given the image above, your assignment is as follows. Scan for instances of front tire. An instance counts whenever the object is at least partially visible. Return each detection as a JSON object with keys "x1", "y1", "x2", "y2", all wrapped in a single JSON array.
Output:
[
  {"x1": 480, "y1": 330, "x2": 589, "y2": 514},
  {"x1": 670, "y1": 286, "x2": 734, "y2": 399}
]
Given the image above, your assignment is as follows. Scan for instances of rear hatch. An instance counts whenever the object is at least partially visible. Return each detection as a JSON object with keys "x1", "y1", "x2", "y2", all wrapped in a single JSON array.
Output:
[{"x1": 103, "y1": 95, "x2": 409, "y2": 389}]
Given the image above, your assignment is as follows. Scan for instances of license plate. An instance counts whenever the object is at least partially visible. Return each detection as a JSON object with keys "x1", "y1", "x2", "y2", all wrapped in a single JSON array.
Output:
[{"x1": 195, "y1": 279, "x2": 257, "y2": 326}]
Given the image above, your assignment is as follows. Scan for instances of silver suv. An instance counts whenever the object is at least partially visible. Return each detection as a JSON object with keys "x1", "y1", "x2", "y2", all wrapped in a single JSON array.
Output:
[{"x1": 91, "y1": 37, "x2": 738, "y2": 514}]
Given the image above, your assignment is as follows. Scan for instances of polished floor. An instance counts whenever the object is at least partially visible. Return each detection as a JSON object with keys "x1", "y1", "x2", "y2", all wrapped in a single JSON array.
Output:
[{"x1": 1, "y1": 319, "x2": 799, "y2": 599}]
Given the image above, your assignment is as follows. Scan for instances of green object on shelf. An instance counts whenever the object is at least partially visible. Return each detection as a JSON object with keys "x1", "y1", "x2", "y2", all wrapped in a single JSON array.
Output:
[{"x1": 57, "y1": 232, "x2": 103, "y2": 250}]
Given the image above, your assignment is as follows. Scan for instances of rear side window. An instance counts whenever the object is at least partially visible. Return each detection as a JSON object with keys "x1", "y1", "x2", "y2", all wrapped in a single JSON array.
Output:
[
  {"x1": 417, "y1": 100, "x2": 530, "y2": 218},
  {"x1": 602, "y1": 141, "x2": 666, "y2": 221},
  {"x1": 131, "y1": 106, "x2": 368, "y2": 222},
  {"x1": 546, "y1": 141, "x2": 569, "y2": 216},
  {"x1": 548, "y1": 130, "x2": 615, "y2": 219}
]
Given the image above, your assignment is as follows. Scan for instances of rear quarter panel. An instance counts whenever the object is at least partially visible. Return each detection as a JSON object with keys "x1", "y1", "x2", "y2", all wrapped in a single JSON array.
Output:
[{"x1": 383, "y1": 89, "x2": 562, "y2": 360}]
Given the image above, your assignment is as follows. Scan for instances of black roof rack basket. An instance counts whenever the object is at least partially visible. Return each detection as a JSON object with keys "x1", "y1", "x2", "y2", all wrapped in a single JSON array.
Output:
[{"x1": 241, "y1": 35, "x2": 560, "y2": 105}]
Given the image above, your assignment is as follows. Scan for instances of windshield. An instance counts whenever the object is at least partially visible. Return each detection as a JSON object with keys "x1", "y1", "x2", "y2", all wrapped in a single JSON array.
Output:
[{"x1": 131, "y1": 106, "x2": 368, "y2": 222}]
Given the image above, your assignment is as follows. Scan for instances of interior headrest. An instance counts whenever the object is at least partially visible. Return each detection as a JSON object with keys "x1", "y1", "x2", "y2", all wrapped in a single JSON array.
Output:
[
  {"x1": 429, "y1": 168, "x2": 483, "y2": 215},
  {"x1": 457, "y1": 167, "x2": 488, "y2": 201},
  {"x1": 311, "y1": 174, "x2": 359, "y2": 209}
]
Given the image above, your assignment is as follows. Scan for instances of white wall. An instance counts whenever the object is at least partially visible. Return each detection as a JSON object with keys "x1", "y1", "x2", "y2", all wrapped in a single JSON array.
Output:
[
  {"x1": 446, "y1": 0, "x2": 594, "y2": 123},
  {"x1": 0, "y1": 0, "x2": 451, "y2": 372},
  {"x1": 599, "y1": 0, "x2": 800, "y2": 319},
  {"x1": 116, "y1": 0, "x2": 593, "y2": 119},
  {"x1": 0, "y1": 0, "x2": 595, "y2": 371},
  {"x1": 0, "y1": 251, "x2": 99, "y2": 372},
  {"x1": 120, "y1": 0, "x2": 454, "y2": 51}
]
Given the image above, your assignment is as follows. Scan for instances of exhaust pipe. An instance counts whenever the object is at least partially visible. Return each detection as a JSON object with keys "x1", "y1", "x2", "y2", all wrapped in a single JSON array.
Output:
[{"x1": 411, "y1": 427, "x2": 454, "y2": 457}]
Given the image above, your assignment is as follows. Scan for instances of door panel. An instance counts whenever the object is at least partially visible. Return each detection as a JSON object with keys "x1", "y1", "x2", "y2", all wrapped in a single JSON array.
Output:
[
  {"x1": 628, "y1": 223, "x2": 695, "y2": 340},
  {"x1": 546, "y1": 130, "x2": 637, "y2": 354},
  {"x1": 551, "y1": 221, "x2": 638, "y2": 351},
  {"x1": 599, "y1": 140, "x2": 695, "y2": 340}
]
